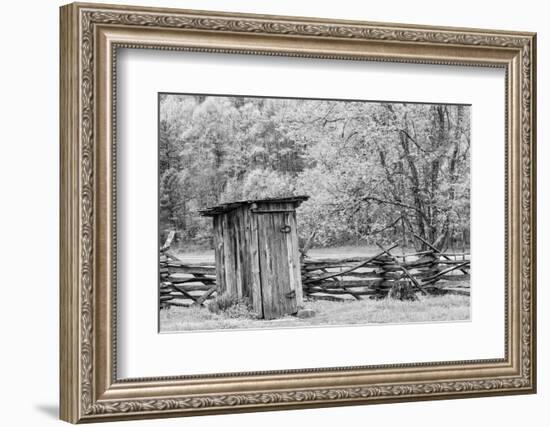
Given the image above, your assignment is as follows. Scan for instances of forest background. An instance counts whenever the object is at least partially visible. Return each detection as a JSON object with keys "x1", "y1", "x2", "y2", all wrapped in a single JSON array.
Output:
[{"x1": 159, "y1": 94, "x2": 471, "y2": 253}]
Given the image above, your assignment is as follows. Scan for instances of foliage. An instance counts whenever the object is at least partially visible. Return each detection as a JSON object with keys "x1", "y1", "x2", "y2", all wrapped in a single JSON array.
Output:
[
  {"x1": 207, "y1": 294, "x2": 255, "y2": 319},
  {"x1": 159, "y1": 94, "x2": 471, "y2": 251}
]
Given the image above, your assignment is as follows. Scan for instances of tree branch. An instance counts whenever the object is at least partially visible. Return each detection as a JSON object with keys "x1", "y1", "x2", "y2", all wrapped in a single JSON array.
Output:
[
  {"x1": 367, "y1": 216, "x2": 403, "y2": 235},
  {"x1": 399, "y1": 129, "x2": 432, "y2": 153},
  {"x1": 360, "y1": 196, "x2": 425, "y2": 217}
]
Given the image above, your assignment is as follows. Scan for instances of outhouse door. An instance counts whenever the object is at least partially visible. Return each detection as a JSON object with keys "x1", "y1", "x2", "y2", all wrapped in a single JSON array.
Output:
[{"x1": 254, "y1": 208, "x2": 302, "y2": 320}]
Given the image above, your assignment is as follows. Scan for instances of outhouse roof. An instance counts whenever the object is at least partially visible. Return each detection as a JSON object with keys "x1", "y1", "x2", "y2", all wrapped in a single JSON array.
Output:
[{"x1": 199, "y1": 195, "x2": 309, "y2": 217}]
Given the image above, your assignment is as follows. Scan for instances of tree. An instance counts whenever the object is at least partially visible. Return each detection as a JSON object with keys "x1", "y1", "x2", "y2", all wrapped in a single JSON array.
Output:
[{"x1": 159, "y1": 94, "x2": 471, "y2": 251}]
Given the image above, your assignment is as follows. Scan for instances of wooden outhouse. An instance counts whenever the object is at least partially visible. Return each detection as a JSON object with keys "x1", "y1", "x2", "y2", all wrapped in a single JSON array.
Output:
[{"x1": 200, "y1": 196, "x2": 308, "y2": 319}]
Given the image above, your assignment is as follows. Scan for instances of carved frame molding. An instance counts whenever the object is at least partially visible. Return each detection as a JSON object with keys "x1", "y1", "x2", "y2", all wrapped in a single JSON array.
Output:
[{"x1": 60, "y1": 2, "x2": 536, "y2": 423}]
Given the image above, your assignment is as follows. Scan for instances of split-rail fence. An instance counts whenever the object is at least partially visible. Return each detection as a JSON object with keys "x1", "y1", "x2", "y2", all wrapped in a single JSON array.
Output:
[{"x1": 160, "y1": 233, "x2": 470, "y2": 309}]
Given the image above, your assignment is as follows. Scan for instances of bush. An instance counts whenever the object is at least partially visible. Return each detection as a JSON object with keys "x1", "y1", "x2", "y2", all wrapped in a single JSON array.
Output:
[
  {"x1": 388, "y1": 281, "x2": 419, "y2": 301},
  {"x1": 207, "y1": 294, "x2": 255, "y2": 319}
]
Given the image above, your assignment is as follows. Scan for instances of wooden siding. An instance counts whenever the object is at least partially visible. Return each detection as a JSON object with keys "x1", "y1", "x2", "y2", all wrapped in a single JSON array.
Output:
[
  {"x1": 254, "y1": 202, "x2": 300, "y2": 319},
  {"x1": 212, "y1": 215, "x2": 226, "y2": 294},
  {"x1": 210, "y1": 199, "x2": 305, "y2": 319}
]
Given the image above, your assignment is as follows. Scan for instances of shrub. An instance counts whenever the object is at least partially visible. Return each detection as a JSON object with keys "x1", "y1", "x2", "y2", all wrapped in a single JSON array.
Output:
[
  {"x1": 388, "y1": 281, "x2": 419, "y2": 301},
  {"x1": 207, "y1": 294, "x2": 255, "y2": 319},
  {"x1": 224, "y1": 300, "x2": 255, "y2": 319}
]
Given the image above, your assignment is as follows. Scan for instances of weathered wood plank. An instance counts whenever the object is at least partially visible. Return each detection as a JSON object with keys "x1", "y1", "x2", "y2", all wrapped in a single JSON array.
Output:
[
  {"x1": 303, "y1": 263, "x2": 382, "y2": 271},
  {"x1": 304, "y1": 243, "x2": 398, "y2": 284},
  {"x1": 288, "y1": 211, "x2": 303, "y2": 306},
  {"x1": 436, "y1": 274, "x2": 470, "y2": 282},
  {"x1": 257, "y1": 212, "x2": 273, "y2": 319},
  {"x1": 435, "y1": 280, "x2": 471, "y2": 287},
  {"x1": 162, "y1": 300, "x2": 193, "y2": 308},
  {"x1": 270, "y1": 207, "x2": 286, "y2": 317},
  {"x1": 376, "y1": 243, "x2": 428, "y2": 295},
  {"x1": 285, "y1": 211, "x2": 297, "y2": 302},
  {"x1": 193, "y1": 286, "x2": 218, "y2": 306},
  {"x1": 272, "y1": 211, "x2": 285, "y2": 317},
  {"x1": 306, "y1": 293, "x2": 355, "y2": 302},
  {"x1": 240, "y1": 207, "x2": 253, "y2": 301},
  {"x1": 413, "y1": 233, "x2": 470, "y2": 275},
  {"x1": 233, "y1": 209, "x2": 243, "y2": 299},
  {"x1": 222, "y1": 213, "x2": 235, "y2": 296},
  {"x1": 307, "y1": 287, "x2": 381, "y2": 296},
  {"x1": 166, "y1": 264, "x2": 216, "y2": 275},
  {"x1": 249, "y1": 207, "x2": 263, "y2": 317},
  {"x1": 167, "y1": 276, "x2": 215, "y2": 284},
  {"x1": 169, "y1": 285, "x2": 199, "y2": 302},
  {"x1": 165, "y1": 284, "x2": 216, "y2": 292},
  {"x1": 421, "y1": 262, "x2": 470, "y2": 285},
  {"x1": 165, "y1": 260, "x2": 216, "y2": 267},
  {"x1": 314, "y1": 279, "x2": 387, "y2": 288},
  {"x1": 213, "y1": 216, "x2": 225, "y2": 296},
  {"x1": 303, "y1": 270, "x2": 382, "y2": 279}
]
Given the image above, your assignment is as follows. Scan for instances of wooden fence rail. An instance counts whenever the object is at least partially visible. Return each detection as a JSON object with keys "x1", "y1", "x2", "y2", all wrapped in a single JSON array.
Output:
[
  {"x1": 159, "y1": 235, "x2": 470, "y2": 308},
  {"x1": 301, "y1": 249, "x2": 470, "y2": 302},
  {"x1": 159, "y1": 253, "x2": 218, "y2": 309}
]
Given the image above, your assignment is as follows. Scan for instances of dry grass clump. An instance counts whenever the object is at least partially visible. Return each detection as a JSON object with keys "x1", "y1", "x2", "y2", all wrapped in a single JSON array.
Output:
[{"x1": 206, "y1": 294, "x2": 256, "y2": 319}]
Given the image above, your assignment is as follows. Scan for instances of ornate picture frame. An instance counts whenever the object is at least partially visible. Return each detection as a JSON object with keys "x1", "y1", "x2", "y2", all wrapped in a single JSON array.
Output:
[{"x1": 60, "y1": 2, "x2": 536, "y2": 423}]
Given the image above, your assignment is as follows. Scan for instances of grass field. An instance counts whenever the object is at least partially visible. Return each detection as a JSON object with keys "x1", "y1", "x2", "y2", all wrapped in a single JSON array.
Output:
[
  {"x1": 159, "y1": 294, "x2": 470, "y2": 333},
  {"x1": 172, "y1": 244, "x2": 469, "y2": 264},
  {"x1": 172, "y1": 244, "x2": 422, "y2": 263},
  {"x1": 163, "y1": 244, "x2": 470, "y2": 333}
]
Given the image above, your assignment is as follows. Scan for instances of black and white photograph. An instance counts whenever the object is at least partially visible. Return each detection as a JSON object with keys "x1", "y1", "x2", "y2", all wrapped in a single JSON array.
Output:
[
  {"x1": 1, "y1": 0, "x2": 540, "y2": 424},
  {"x1": 158, "y1": 93, "x2": 471, "y2": 332}
]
